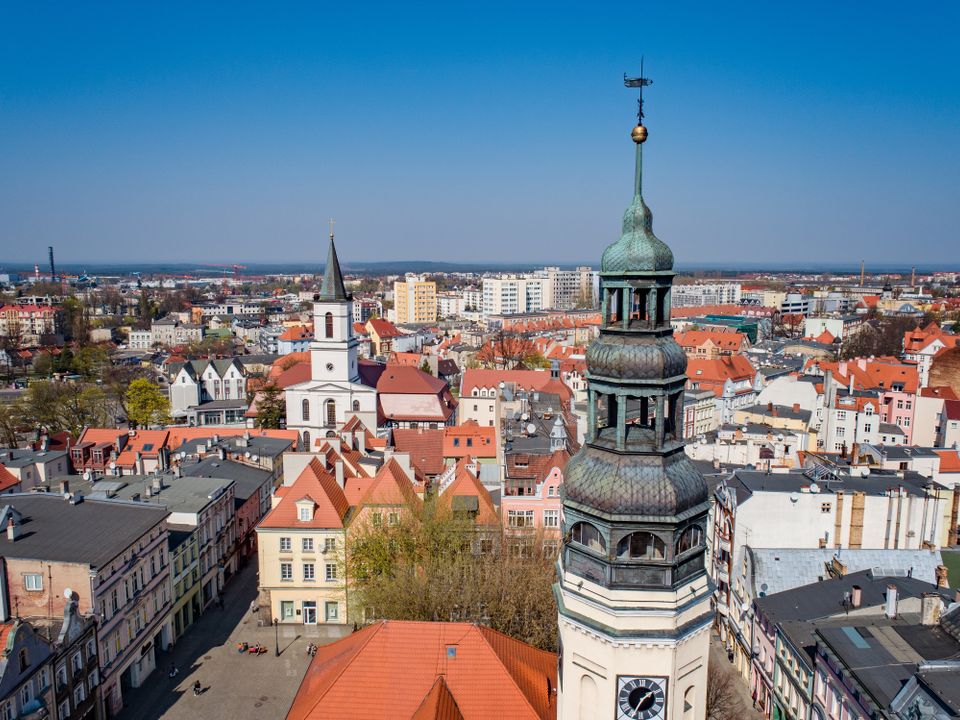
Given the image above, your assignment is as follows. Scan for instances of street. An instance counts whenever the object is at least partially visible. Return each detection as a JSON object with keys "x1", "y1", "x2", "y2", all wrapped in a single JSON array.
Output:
[{"x1": 115, "y1": 562, "x2": 350, "y2": 720}]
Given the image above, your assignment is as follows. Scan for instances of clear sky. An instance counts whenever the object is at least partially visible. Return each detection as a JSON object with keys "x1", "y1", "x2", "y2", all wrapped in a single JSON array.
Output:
[{"x1": 1, "y1": 2, "x2": 958, "y2": 267}]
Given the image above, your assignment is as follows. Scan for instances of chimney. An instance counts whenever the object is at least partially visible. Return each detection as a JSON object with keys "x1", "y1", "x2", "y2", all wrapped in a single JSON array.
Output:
[
  {"x1": 850, "y1": 585, "x2": 861, "y2": 608},
  {"x1": 335, "y1": 460, "x2": 344, "y2": 488},
  {"x1": 936, "y1": 565, "x2": 950, "y2": 588},
  {"x1": 135, "y1": 451, "x2": 145, "y2": 475},
  {"x1": 59, "y1": 479, "x2": 70, "y2": 495},
  {"x1": 218, "y1": 447, "x2": 227, "y2": 461},
  {"x1": 921, "y1": 593, "x2": 942, "y2": 627},
  {"x1": 6, "y1": 518, "x2": 20, "y2": 541},
  {"x1": 885, "y1": 584, "x2": 899, "y2": 619},
  {"x1": 767, "y1": 402, "x2": 773, "y2": 412},
  {"x1": 357, "y1": 431, "x2": 366, "y2": 454},
  {"x1": 152, "y1": 476, "x2": 163, "y2": 493},
  {"x1": 173, "y1": 466, "x2": 182, "y2": 478}
]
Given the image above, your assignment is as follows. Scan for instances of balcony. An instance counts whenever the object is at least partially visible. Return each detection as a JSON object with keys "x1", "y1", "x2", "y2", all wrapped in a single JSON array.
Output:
[
  {"x1": 715, "y1": 565, "x2": 730, "y2": 584},
  {"x1": 715, "y1": 597, "x2": 729, "y2": 616},
  {"x1": 716, "y1": 535, "x2": 731, "y2": 553}
]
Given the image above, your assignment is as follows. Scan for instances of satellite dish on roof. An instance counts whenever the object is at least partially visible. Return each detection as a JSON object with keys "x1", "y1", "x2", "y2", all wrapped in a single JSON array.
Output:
[
  {"x1": 499, "y1": 381, "x2": 506, "y2": 388},
  {"x1": 245, "y1": 451, "x2": 251, "y2": 458},
  {"x1": 521, "y1": 413, "x2": 529, "y2": 422},
  {"x1": 809, "y1": 482, "x2": 820, "y2": 493},
  {"x1": 790, "y1": 493, "x2": 799, "y2": 503},
  {"x1": 251, "y1": 455, "x2": 259, "y2": 462},
  {"x1": 526, "y1": 423, "x2": 537, "y2": 436},
  {"x1": 760, "y1": 583, "x2": 768, "y2": 592}
]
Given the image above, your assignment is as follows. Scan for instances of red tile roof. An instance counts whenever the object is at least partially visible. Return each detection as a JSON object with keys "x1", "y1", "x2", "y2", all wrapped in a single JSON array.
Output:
[
  {"x1": 367, "y1": 318, "x2": 403, "y2": 339},
  {"x1": 279, "y1": 324, "x2": 313, "y2": 342},
  {"x1": 286, "y1": 620, "x2": 556, "y2": 720},
  {"x1": 377, "y1": 366, "x2": 448, "y2": 395},
  {"x1": 461, "y1": 370, "x2": 571, "y2": 402},
  {"x1": 260, "y1": 458, "x2": 349, "y2": 529},
  {"x1": 935, "y1": 450, "x2": 960, "y2": 474},
  {"x1": 0, "y1": 465, "x2": 21, "y2": 493},
  {"x1": 674, "y1": 330, "x2": 747, "y2": 351},
  {"x1": 115, "y1": 430, "x2": 170, "y2": 468},
  {"x1": 393, "y1": 428, "x2": 446, "y2": 476},
  {"x1": 438, "y1": 461, "x2": 499, "y2": 526}
]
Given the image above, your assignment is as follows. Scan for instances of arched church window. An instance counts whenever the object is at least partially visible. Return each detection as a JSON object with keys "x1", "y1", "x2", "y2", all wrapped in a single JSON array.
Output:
[
  {"x1": 325, "y1": 399, "x2": 336, "y2": 427},
  {"x1": 302, "y1": 431, "x2": 310, "y2": 450},
  {"x1": 570, "y1": 522, "x2": 606, "y2": 554},
  {"x1": 616, "y1": 531, "x2": 665, "y2": 560},
  {"x1": 301, "y1": 399, "x2": 310, "y2": 422},
  {"x1": 676, "y1": 525, "x2": 703, "y2": 555},
  {"x1": 579, "y1": 675, "x2": 598, "y2": 720},
  {"x1": 683, "y1": 686, "x2": 696, "y2": 720},
  {"x1": 324, "y1": 312, "x2": 334, "y2": 339},
  {"x1": 352, "y1": 399, "x2": 360, "y2": 412}
]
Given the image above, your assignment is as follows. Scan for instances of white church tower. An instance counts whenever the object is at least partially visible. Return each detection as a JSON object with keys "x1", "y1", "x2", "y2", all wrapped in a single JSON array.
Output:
[
  {"x1": 555, "y1": 71, "x2": 712, "y2": 720},
  {"x1": 285, "y1": 229, "x2": 378, "y2": 448}
]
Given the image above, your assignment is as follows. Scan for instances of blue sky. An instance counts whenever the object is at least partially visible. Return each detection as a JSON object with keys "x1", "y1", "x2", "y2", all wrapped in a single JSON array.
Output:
[{"x1": 1, "y1": 2, "x2": 958, "y2": 266}]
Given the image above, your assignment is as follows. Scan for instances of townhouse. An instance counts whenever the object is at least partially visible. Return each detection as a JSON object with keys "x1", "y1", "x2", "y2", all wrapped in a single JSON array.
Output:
[{"x1": 0, "y1": 495, "x2": 171, "y2": 716}]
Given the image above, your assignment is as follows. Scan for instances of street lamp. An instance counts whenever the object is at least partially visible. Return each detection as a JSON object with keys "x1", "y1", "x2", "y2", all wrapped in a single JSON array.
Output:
[{"x1": 273, "y1": 618, "x2": 279, "y2": 657}]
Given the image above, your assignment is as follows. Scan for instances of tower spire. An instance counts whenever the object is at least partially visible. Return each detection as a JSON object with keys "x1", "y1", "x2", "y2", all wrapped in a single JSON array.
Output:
[
  {"x1": 319, "y1": 221, "x2": 349, "y2": 301},
  {"x1": 624, "y1": 59, "x2": 652, "y2": 197}
]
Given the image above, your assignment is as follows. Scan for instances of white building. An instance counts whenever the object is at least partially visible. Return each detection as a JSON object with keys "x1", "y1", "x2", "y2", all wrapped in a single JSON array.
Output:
[
  {"x1": 672, "y1": 281, "x2": 742, "y2": 308},
  {"x1": 169, "y1": 358, "x2": 248, "y2": 425},
  {"x1": 537, "y1": 266, "x2": 598, "y2": 310},
  {"x1": 284, "y1": 235, "x2": 378, "y2": 450},
  {"x1": 481, "y1": 275, "x2": 551, "y2": 316}
]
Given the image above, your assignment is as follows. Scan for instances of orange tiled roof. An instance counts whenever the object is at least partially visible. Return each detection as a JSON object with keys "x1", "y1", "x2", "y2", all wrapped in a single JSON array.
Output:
[
  {"x1": 443, "y1": 421, "x2": 497, "y2": 459},
  {"x1": 356, "y1": 458, "x2": 422, "y2": 508},
  {"x1": 387, "y1": 351, "x2": 422, "y2": 367},
  {"x1": 411, "y1": 677, "x2": 465, "y2": 720},
  {"x1": 77, "y1": 428, "x2": 128, "y2": 446},
  {"x1": 377, "y1": 365, "x2": 448, "y2": 395},
  {"x1": 461, "y1": 369, "x2": 571, "y2": 402},
  {"x1": 936, "y1": 450, "x2": 960, "y2": 473},
  {"x1": 686, "y1": 355, "x2": 757, "y2": 384},
  {"x1": 286, "y1": 620, "x2": 556, "y2": 720},
  {"x1": 115, "y1": 430, "x2": 170, "y2": 467},
  {"x1": 437, "y1": 460, "x2": 499, "y2": 526},
  {"x1": 279, "y1": 324, "x2": 313, "y2": 342},
  {"x1": 674, "y1": 330, "x2": 747, "y2": 351},
  {"x1": 367, "y1": 318, "x2": 402, "y2": 339},
  {"x1": 0, "y1": 465, "x2": 20, "y2": 492},
  {"x1": 260, "y1": 458, "x2": 349, "y2": 529}
]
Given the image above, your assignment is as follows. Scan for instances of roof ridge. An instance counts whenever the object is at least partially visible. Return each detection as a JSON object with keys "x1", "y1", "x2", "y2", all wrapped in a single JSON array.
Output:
[{"x1": 472, "y1": 624, "x2": 551, "y2": 719}]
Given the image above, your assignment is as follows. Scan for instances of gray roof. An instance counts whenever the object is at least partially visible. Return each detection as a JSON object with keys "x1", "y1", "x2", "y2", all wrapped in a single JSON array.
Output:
[
  {"x1": 878, "y1": 423, "x2": 907, "y2": 436},
  {"x1": 181, "y1": 457, "x2": 272, "y2": 503},
  {"x1": 728, "y1": 468, "x2": 939, "y2": 500},
  {"x1": 747, "y1": 547, "x2": 945, "y2": 599},
  {"x1": 0, "y1": 493, "x2": 168, "y2": 568},
  {"x1": 189, "y1": 399, "x2": 248, "y2": 410},
  {"x1": 740, "y1": 403, "x2": 812, "y2": 423},
  {"x1": 0, "y1": 447, "x2": 68, "y2": 468},
  {"x1": 84, "y1": 473, "x2": 233, "y2": 515},
  {"x1": 755, "y1": 568, "x2": 952, "y2": 624}
]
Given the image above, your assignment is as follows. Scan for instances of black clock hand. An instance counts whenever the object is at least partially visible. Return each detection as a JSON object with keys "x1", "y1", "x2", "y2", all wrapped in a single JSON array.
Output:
[{"x1": 633, "y1": 689, "x2": 654, "y2": 711}]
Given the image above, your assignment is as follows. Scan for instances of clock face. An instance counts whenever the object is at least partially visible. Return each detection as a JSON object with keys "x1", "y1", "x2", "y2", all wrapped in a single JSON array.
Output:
[
  {"x1": 326, "y1": 363, "x2": 334, "y2": 371},
  {"x1": 616, "y1": 676, "x2": 667, "y2": 720}
]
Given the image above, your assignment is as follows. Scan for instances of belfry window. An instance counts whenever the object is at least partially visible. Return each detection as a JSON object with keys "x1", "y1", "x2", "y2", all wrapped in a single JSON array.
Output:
[
  {"x1": 617, "y1": 531, "x2": 665, "y2": 560},
  {"x1": 676, "y1": 526, "x2": 703, "y2": 555},
  {"x1": 570, "y1": 522, "x2": 606, "y2": 554},
  {"x1": 629, "y1": 287, "x2": 650, "y2": 328},
  {"x1": 324, "y1": 312, "x2": 334, "y2": 339}
]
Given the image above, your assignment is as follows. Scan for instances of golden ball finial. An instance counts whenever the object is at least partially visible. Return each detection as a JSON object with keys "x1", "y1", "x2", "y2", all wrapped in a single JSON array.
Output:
[{"x1": 631, "y1": 124, "x2": 648, "y2": 144}]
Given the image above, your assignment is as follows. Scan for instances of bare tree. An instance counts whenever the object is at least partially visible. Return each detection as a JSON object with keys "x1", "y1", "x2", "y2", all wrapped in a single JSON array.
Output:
[{"x1": 706, "y1": 662, "x2": 744, "y2": 720}]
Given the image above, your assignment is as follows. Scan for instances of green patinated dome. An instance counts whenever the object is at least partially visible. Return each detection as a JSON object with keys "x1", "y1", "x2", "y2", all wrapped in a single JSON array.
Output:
[{"x1": 600, "y1": 194, "x2": 673, "y2": 273}]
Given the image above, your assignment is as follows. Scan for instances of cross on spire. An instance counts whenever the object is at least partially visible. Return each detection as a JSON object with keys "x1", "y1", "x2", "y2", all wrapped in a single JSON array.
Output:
[
  {"x1": 624, "y1": 57, "x2": 653, "y2": 124},
  {"x1": 328, "y1": 217, "x2": 336, "y2": 240}
]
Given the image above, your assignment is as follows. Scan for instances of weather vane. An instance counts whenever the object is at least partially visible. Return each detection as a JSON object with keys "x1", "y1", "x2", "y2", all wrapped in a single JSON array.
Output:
[{"x1": 623, "y1": 57, "x2": 653, "y2": 125}]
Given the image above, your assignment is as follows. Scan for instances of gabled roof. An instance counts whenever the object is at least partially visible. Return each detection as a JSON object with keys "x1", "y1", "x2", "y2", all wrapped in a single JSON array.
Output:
[
  {"x1": 259, "y1": 458, "x2": 349, "y2": 529},
  {"x1": 411, "y1": 677, "x2": 465, "y2": 720},
  {"x1": 461, "y1": 369, "x2": 569, "y2": 400},
  {"x1": 279, "y1": 324, "x2": 313, "y2": 342},
  {"x1": 686, "y1": 354, "x2": 758, "y2": 385},
  {"x1": 674, "y1": 329, "x2": 747, "y2": 351},
  {"x1": 438, "y1": 460, "x2": 499, "y2": 525},
  {"x1": 286, "y1": 620, "x2": 556, "y2": 720},
  {"x1": 367, "y1": 317, "x2": 403, "y2": 339},
  {"x1": 377, "y1": 366, "x2": 448, "y2": 395},
  {"x1": 115, "y1": 430, "x2": 170, "y2": 467},
  {"x1": 934, "y1": 450, "x2": 960, "y2": 474},
  {"x1": 356, "y1": 459, "x2": 421, "y2": 509},
  {"x1": 443, "y1": 421, "x2": 497, "y2": 459},
  {"x1": 0, "y1": 466, "x2": 20, "y2": 493}
]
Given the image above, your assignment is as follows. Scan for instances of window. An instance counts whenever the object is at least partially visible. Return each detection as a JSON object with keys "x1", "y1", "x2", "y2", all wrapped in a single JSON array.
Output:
[
  {"x1": 570, "y1": 522, "x2": 606, "y2": 553},
  {"x1": 372, "y1": 512, "x2": 383, "y2": 527},
  {"x1": 324, "y1": 312, "x2": 334, "y2": 339},
  {"x1": 301, "y1": 399, "x2": 310, "y2": 421},
  {"x1": 544, "y1": 510, "x2": 560, "y2": 528},
  {"x1": 897, "y1": 399, "x2": 904, "y2": 409},
  {"x1": 56, "y1": 664, "x2": 68, "y2": 689},
  {"x1": 86, "y1": 639, "x2": 96, "y2": 661},
  {"x1": 617, "y1": 531, "x2": 666, "y2": 560},
  {"x1": 74, "y1": 684, "x2": 86, "y2": 705},
  {"x1": 863, "y1": 424, "x2": 871, "y2": 433},
  {"x1": 303, "y1": 563, "x2": 315, "y2": 581},
  {"x1": 72, "y1": 651, "x2": 83, "y2": 673},
  {"x1": 39, "y1": 667, "x2": 49, "y2": 691},
  {"x1": 299, "y1": 506, "x2": 312, "y2": 521},
  {"x1": 87, "y1": 670, "x2": 98, "y2": 689},
  {"x1": 281, "y1": 601, "x2": 294, "y2": 619},
  {"x1": 58, "y1": 701, "x2": 70, "y2": 719},
  {"x1": 19, "y1": 686, "x2": 31, "y2": 708},
  {"x1": 676, "y1": 525, "x2": 703, "y2": 555},
  {"x1": 280, "y1": 563, "x2": 293, "y2": 581},
  {"x1": 508, "y1": 510, "x2": 534, "y2": 528},
  {"x1": 302, "y1": 537, "x2": 314, "y2": 552},
  {"x1": 352, "y1": 400, "x2": 360, "y2": 412},
  {"x1": 18, "y1": 649, "x2": 29, "y2": 673},
  {"x1": 325, "y1": 399, "x2": 336, "y2": 427},
  {"x1": 387, "y1": 512, "x2": 399, "y2": 526},
  {"x1": 325, "y1": 563, "x2": 337, "y2": 581},
  {"x1": 324, "y1": 538, "x2": 337, "y2": 552},
  {"x1": 836, "y1": 427, "x2": 845, "y2": 437},
  {"x1": 546, "y1": 485, "x2": 556, "y2": 497},
  {"x1": 24, "y1": 573, "x2": 43, "y2": 591},
  {"x1": 279, "y1": 537, "x2": 291, "y2": 552}
]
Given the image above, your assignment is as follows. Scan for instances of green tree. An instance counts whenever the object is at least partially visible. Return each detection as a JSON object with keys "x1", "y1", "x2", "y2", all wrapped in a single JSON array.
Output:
[
  {"x1": 419, "y1": 359, "x2": 433, "y2": 375},
  {"x1": 0, "y1": 402, "x2": 27, "y2": 446},
  {"x1": 22, "y1": 380, "x2": 108, "y2": 437},
  {"x1": 71, "y1": 345, "x2": 109, "y2": 379},
  {"x1": 254, "y1": 383, "x2": 286, "y2": 429},
  {"x1": 125, "y1": 378, "x2": 171, "y2": 428}
]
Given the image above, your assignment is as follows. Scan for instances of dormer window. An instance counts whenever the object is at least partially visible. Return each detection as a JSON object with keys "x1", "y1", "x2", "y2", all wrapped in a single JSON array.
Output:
[
  {"x1": 296, "y1": 499, "x2": 315, "y2": 522},
  {"x1": 299, "y1": 507, "x2": 311, "y2": 521}
]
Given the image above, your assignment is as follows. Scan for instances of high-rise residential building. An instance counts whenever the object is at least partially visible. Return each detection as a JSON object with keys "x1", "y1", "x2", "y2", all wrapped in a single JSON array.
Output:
[
  {"x1": 539, "y1": 266, "x2": 598, "y2": 309},
  {"x1": 556, "y1": 95, "x2": 710, "y2": 719},
  {"x1": 481, "y1": 275, "x2": 551, "y2": 316},
  {"x1": 393, "y1": 274, "x2": 437, "y2": 324},
  {"x1": 671, "y1": 281, "x2": 742, "y2": 308}
]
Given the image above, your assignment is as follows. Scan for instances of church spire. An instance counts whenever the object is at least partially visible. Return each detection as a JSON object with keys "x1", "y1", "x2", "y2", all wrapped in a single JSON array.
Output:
[{"x1": 319, "y1": 221, "x2": 349, "y2": 302}]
